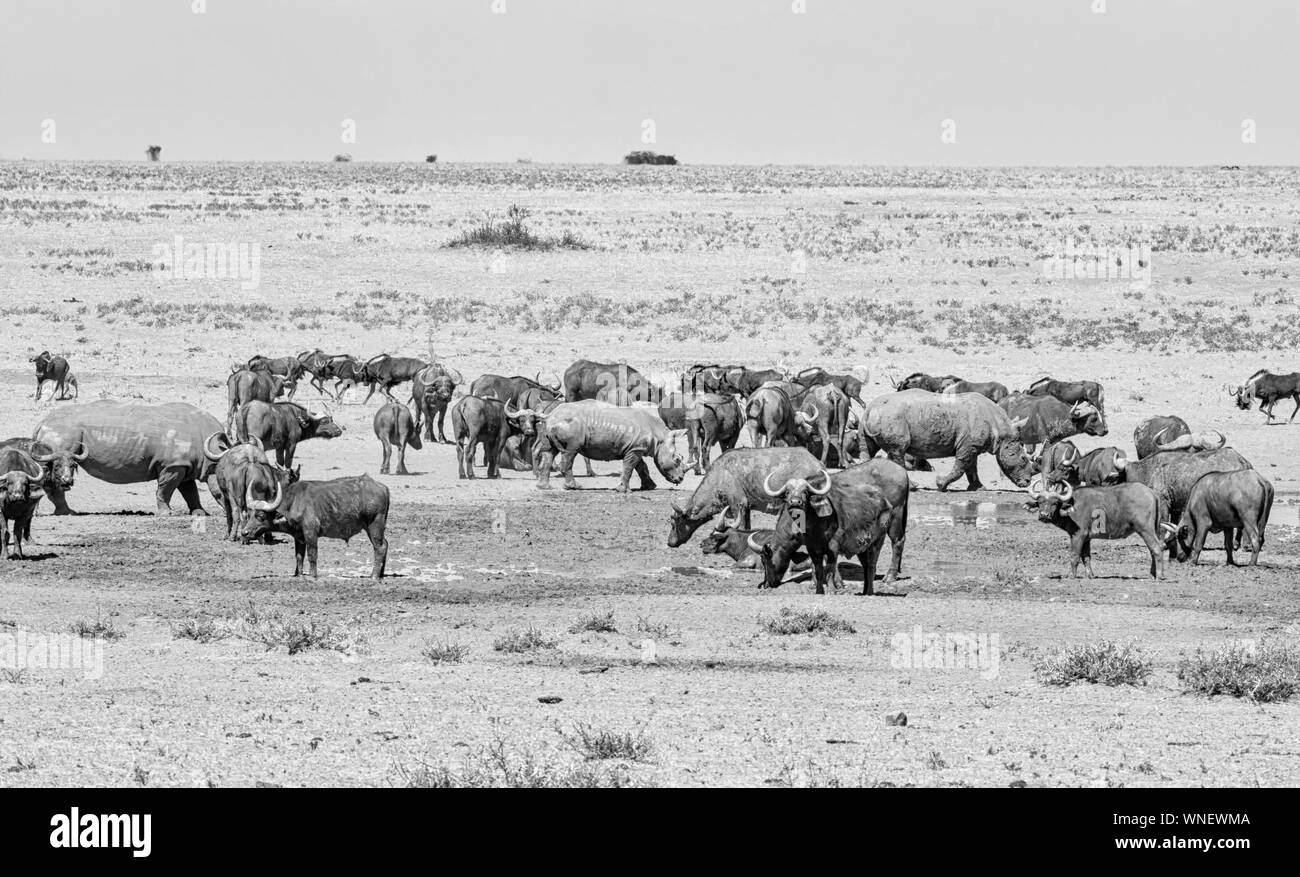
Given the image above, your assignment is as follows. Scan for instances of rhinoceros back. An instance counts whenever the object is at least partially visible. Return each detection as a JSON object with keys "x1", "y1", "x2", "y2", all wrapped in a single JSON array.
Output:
[{"x1": 34, "y1": 401, "x2": 223, "y2": 485}]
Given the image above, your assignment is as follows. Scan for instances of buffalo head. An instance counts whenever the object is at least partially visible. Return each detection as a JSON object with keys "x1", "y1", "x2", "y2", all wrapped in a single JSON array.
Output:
[
  {"x1": 30, "y1": 443, "x2": 88, "y2": 490},
  {"x1": 762, "y1": 468, "x2": 832, "y2": 535}
]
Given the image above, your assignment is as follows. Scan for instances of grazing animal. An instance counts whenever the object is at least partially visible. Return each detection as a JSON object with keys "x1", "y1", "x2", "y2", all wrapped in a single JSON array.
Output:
[
  {"x1": 203, "y1": 433, "x2": 294, "y2": 542},
  {"x1": 33, "y1": 401, "x2": 225, "y2": 515},
  {"x1": 942, "y1": 380, "x2": 1009, "y2": 403},
  {"x1": 1120, "y1": 447, "x2": 1253, "y2": 536},
  {"x1": 30, "y1": 351, "x2": 77, "y2": 401},
  {"x1": 240, "y1": 475, "x2": 390, "y2": 579},
  {"x1": 536, "y1": 400, "x2": 685, "y2": 491},
  {"x1": 469, "y1": 373, "x2": 563, "y2": 405},
  {"x1": 238, "y1": 401, "x2": 342, "y2": 468},
  {"x1": 1225, "y1": 370, "x2": 1300, "y2": 422},
  {"x1": 373, "y1": 402, "x2": 423, "y2": 475},
  {"x1": 295, "y1": 349, "x2": 340, "y2": 398},
  {"x1": 226, "y1": 368, "x2": 289, "y2": 438},
  {"x1": 758, "y1": 459, "x2": 907, "y2": 594},
  {"x1": 451, "y1": 397, "x2": 538, "y2": 480},
  {"x1": 667, "y1": 447, "x2": 824, "y2": 545},
  {"x1": 859, "y1": 390, "x2": 1036, "y2": 491},
  {"x1": 1030, "y1": 480, "x2": 1167, "y2": 580},
  {"x1": 410, "y1": 365, "x2": 459, "y2": 443},
  {"x1": 1169, "y1": 469, "x2": 1274, "y2": 566},
  {"x1": 1134, "y1": 415, "x2": 1190, "y2": 460},
  {"x1": 1025, "y1": 377, "x2": 1106, "y2": 414},
  {"x1": 0, "y1": 448, "x2": 44, "y2": 559}
]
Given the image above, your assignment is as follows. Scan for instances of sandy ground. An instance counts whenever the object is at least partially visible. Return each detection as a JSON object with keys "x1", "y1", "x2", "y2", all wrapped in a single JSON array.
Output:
[{"x1": 1, "y1": 162, "x2": 1298, "y2": 787}]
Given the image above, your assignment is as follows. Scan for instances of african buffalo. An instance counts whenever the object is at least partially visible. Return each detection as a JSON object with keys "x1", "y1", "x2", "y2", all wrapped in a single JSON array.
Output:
[
  {"x1": 1169, "y1": 469, "x2": 1274, "y2": 566},
  {"x1": 1134, "y1": 415, "x2": 1190, "y2": 460},
  {"x1": 238, "y1": 401, "x2": 343, "y2": 468},
  {"x1": 0, "y1": 448, "x2": 44, "y2": 559},
  {"x1": 667, "y1": 447, "x2": 824, "y2": 545},
  {"x1": 227, "y1": 368, "x2": 289, "y2": 438},
  {"x1": 411, "y1": 366, "x2": 458, "y2": 443},
  {"x1": 373, "y1": 402, "x2": 422, "y2": 475},
  {"x1": 793, "y1": 384, "x2": 851, "y2": 466},
  {"x1": 1000, "y1": 393, "x2": 1107, "y2": 450},
  {"x1": 1031, "y1": 480, "x2": 1167, "y2": 579},
  {"x1": 30, "y1": 351, "x2": 78, "y2": 401},
  {"x1": 943, "y1": 380, "x2": 1009, "y2": 403},
  {"x1": 744, "y1": 384, "x2": 801, "y2": 449},
  {"x1": 240, "y1": 474, "x2": 390, "y2": 579},
  {"x1": 203, "y1": 433, "x2": 293, "y2": 542}
]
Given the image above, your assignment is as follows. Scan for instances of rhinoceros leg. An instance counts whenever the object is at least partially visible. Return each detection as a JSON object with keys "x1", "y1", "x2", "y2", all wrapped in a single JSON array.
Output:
[
  {"x1": 632, "y1": 456, "x2": 656, "y2": 492},
  {"x1": 178, "y1": 479, "x2": 206, "y2": 515},
  {"x1": 44, "y1": 483, "x2": 76, "y2": 515},
  {"x1": 156, "y1": 466, "x2": 196, "y2": 514}
]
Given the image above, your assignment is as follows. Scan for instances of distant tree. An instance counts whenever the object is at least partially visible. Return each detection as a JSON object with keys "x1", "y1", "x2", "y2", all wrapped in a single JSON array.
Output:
[
  {"x1": 333, "y1": 153, "x2": 353, "y2": 162},
  {"x1": 145, "y1": 145, "x2": 162, "y2": 161},
  {"x1": 624, "y1": 150, "x2": 677, "y2": 166},
  {"x1": 425, "y1": 154, "x2": 438, "y2": 163}
]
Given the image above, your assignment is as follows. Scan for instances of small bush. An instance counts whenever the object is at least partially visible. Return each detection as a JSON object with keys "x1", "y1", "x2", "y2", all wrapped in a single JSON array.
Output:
[
  {"x1": 569, "y1": 611, "x2": 617, "y2": 634},
  {"x1": 493, "y1": 626, "x2": 557, "y2": 653},
  {"x1": 760, "y1": 607, "x2": 856, "y2": 637},
  {"x1": 398, "y1": 739, "x2": 633, "y2": 788},
  {"x1": 1034, "y1": 641, "x2": 1151, "y2": 687},
  {"x1": 68, "y1": 614, "x2": 124, "y2": 642},
  {"x1": 635, "y1": 616, "x2": 676, "y2": 639},
  {"x1": 558, "y1": 723, "x2": 654, "y2": 762},
  {"x1": 446, "y1": 204, "x2": 591, "y2": 251},
  {"x1": 333, "y1": 153, "x2": 353, "y2": 162},
  {"x1": 1177, "y1": 643, "x2": 1300, "y2": 703},
  {"x1": 171, "y1": 616, "x2": 228, "y2": 644},
  {"x1": 624, "y1": 150, "x2": 678, "y2": 165},
  {"x1": 424, "y1": 154, "x2": 438, "y2": 163},
  {"x1": 421, "y1": 639, "x2": 469, "y2": 665}
]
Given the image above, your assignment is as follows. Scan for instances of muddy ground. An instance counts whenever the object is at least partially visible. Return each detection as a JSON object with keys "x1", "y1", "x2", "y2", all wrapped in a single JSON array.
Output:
[{"x1": 1, "y1": 163, "x2": 1298, "y2": 787}]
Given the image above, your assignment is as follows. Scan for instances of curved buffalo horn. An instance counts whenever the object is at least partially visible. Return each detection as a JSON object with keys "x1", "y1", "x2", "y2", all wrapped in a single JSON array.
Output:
[
  {"x1": 1027, "y1": 473, "x2": 1044, "y2": 499},
  {"x1": 762, "y1": 470, "x2": 792, "y2": 497},
  {"x1": 1053, "y1": 480, "x2": 1074, "y2": 502},
  {"x1": 30, "y1": 451, "x2": 57, "y2": 464},
  {"x1": 17, "y1": 454, "x2": 43, "y2": 479},
  {"x1": 808, "y1": 469, "x2": 833, "y2": 495},
  {"x1": 444, "y1": 366, "x2": 463, "y2": 384},
  {"x1": 1160, "y1": 522, "x2": 1179, "y2": 536},
  {"x1": 203, "y1": 432, "x2": 231, "y2": 462},
  {"x1": 1113, "y1": 449, "x2": 1127, "y2": 470},
  {"x1": 886, "y1": 372, "x2": 899, "y2": 389},
  {"x1": 1158, "y1": 434, "x2": 1195, "y2": 452},
  {"x1": 746, "y1": 532, "x2": 766, "y2": 554},
  {"x1": 1063, "y1": 443, "x2": 1080, "y2": 466},
  {"x1": 670, "y1": 501, "x2": 684, "y2": 515},
  {"x1": 247, "y1": 479, "x2": 283, "y2": 512},
  {"x1": 245, "y1": 436, "x2": 264, "y2": 451},
  {"x1": 504, "y1": 401, "x2": 521, "y2": 418},
  {"x1": 70, "y1": 443, "x2": 89, "y2": 461},
  {"x1": 799, "y1": 403, "x2": 820, "y2": 424},
  {"x1": 720, "y1": 505, "x2": 742, "y2": 527},
  {"x1": 1202, "y1": 429, "x2": 1225, "y2": 448}
]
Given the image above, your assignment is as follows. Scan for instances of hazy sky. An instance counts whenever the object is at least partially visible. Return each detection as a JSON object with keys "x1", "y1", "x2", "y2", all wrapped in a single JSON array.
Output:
[{"x1": 3, "y1": 0, "x2": 1296, "y2": 164}]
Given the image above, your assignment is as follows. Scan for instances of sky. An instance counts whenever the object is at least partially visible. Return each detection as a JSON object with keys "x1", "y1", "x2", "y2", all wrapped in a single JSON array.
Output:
[{"x1": 1, "y1": 0, "x2": 1296, "y2": 165}]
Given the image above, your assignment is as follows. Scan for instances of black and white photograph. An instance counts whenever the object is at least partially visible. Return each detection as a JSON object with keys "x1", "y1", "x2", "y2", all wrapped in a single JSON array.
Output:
[{"x1": 0, "y1": 0, "x2": 1296, "y2": 832}]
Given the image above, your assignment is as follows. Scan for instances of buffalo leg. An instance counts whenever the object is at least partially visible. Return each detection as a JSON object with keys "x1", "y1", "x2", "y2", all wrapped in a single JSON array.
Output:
[
  {"x1": 396, "y1": 440, "x2": 410, "y2": 476},
  {"x1": 1223, "y1": 529, "x2": 1237, "y2": 566},
  {"x1": 380, "y1": 438, "x2": 393, "y2": 474},
  {"x1": 464, "y1": 438, "x2": 479, "y2": 479},
  {"x1": 1189, "y1": 526, "x2": 1208, "y2": 564},
  {"x1": 1140, "y1": 531, "x2": 1164, "y2": 579},
  {"x1": 1068, "y1": 532, "x2": 1085, "y2": 577},
  {"x1": 1243, "y1": 521, "x2": 1262, "y2": 565},
  {"x1": 1, "y1": 523, "x2": 8, "y2": 559},
  {"x1": 485, "y1": 437, "x2": 502, "y2": 479},
  {"x1": 809, "y1": 553, "x2": 827, "y2": 595},
  {"x1": 292, "y1": 536, "x2": 306, "y2": 576},
  {"x1": 858, "y1": 549, "x2": 877, "y2": 596},
  {"x1": 306, "y1": 538, "x2": 319, "y2": 578},
  {"x1": 437, "y1": 409, "x2": 450, "y2": 444},
  {"x1": 885, "y1": 505, "x2": 906, "y2": 582},
  {"x1": 367, "y1": 517, "x2": 388, "y2": 579}
]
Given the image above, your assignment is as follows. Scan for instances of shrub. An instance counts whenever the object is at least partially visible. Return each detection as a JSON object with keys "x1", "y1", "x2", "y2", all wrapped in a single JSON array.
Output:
[
  {"x1": 493, "y1": 626, "x2": 557, "y2": 653},
  {"x1": 624, "y1": 150, "x2": 678, "y2": 165},
  {"x1": 1034, "y1": 641, "x2": 1151, "y2": 687},
  {"x1": 1177, "y1": 643, "x2": 1300, "y2": 703},
  {"x1": 759, "y1": 607, "x2": 856, "y2": 637}
]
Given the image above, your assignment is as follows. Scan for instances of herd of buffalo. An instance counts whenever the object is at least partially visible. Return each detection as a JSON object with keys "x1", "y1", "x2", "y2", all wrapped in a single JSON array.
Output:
[{"x1": 1, "y1": 351, "x2": 1294, "y2": 591}]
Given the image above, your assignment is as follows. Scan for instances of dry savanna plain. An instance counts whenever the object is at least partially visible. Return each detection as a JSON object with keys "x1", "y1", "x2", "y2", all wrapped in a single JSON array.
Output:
[{"x1": 1, "y1": 162, "x2": 1299, "y2": 787}]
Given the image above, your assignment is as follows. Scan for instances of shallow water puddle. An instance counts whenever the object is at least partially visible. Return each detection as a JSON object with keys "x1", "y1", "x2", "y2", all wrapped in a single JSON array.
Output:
[{"x1": 911, "y1": 501, "x2": 1030, "y2": 529}]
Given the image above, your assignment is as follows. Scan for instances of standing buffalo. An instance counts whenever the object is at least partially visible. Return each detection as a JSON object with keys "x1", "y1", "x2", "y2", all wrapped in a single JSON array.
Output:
[
  {"x1": 793, "y1": 367, "x2": 868, "y2": 407},
  {"x1": 0, "y1": 448, "x2": 44, "y2": 559},
  {"x1": 240, "y1": 474, "x2": 390, "y2": 580},
  {"x1": 659, "y1": 392, "x2": 740, "y2": 475},
  {"x1": 1121, "y1": 447, "x2": 1253, "y2": 533},
  {"x1": 667, "y1": 447, "x2": 824, "y2": 545},
  {"x1": 563, "y1": 359, "x2": 658, "y2": 405},
  {"x1": 227, "y1": 368, "x2": 289, "y2": 438},
  {"x1": 0, "y1": 437, "x2": 87, "y2": 529},
  {"x1": 30, "y1": 351, "x2": 78, "y2": 401},
  {"x1": 536, "y1": 400, "x2": 684, "y2": 491},
  {"x1": 411, "y1": 365, "x2": 459, "y2": 443},
  {"x1": 33, "y1": 401, "x2": 225, "y2": 515},
  {"x1": 1025, "y1": 377, "x2": 1106, "y2": 414},
  {"x1": 758, "y1": 459, "x2": 908, "y2": 594},
  {"x1": 1134, "y1": 415, "x2": 1190, "y2": 460},
  {"x1": 860, "y1": 390, "x2": 1036, "y2": 491},
  {"x1": 247, "y1": 354, "x2": 304, "y2": 399},
  {"x1": 684, "y1": 364, "x2": 742, "y2": 395},
  {"x1": 203, "y1": 433, "x2": 291, "y2": 542},
  {"x1": 1030, "y1": 480, "x2": 1167, "y2": 580},
  {"x1": 942, "y1": 380, "x2": 1009, "y2": 403},
  {"x1": 1169, "y1": 469, "x2": 1274, "y2": 566},
  {"x1": 238, "y1": 401, "x2": 342, "y2": 468},
  {"x1": 731, "y1": 367, "x2": 790, "y2": 398},
  {"x1": 744, "y1": 384, "x2": 801, "y2": 449},
  {"x1": 469, "y1": 373, "x2": 562, "y2": 405},
  {"x1": 360, "y1": 355, "x2": 430, "y2": 403},
  {"x1": 792, "y1": 384, "x2": 851, "y2": 466},
  {"x1": 1225, "y1": 370, "x2": 1300, "y2": 422},
  {"x1": 373, "y1": 402, "x2": 422, "y2": 475}
]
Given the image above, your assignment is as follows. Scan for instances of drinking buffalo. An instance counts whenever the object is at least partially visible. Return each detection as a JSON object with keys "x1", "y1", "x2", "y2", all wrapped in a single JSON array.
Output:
[{"x1": 1169, "y1": 469, "x2": 1274, "y2": 566}]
